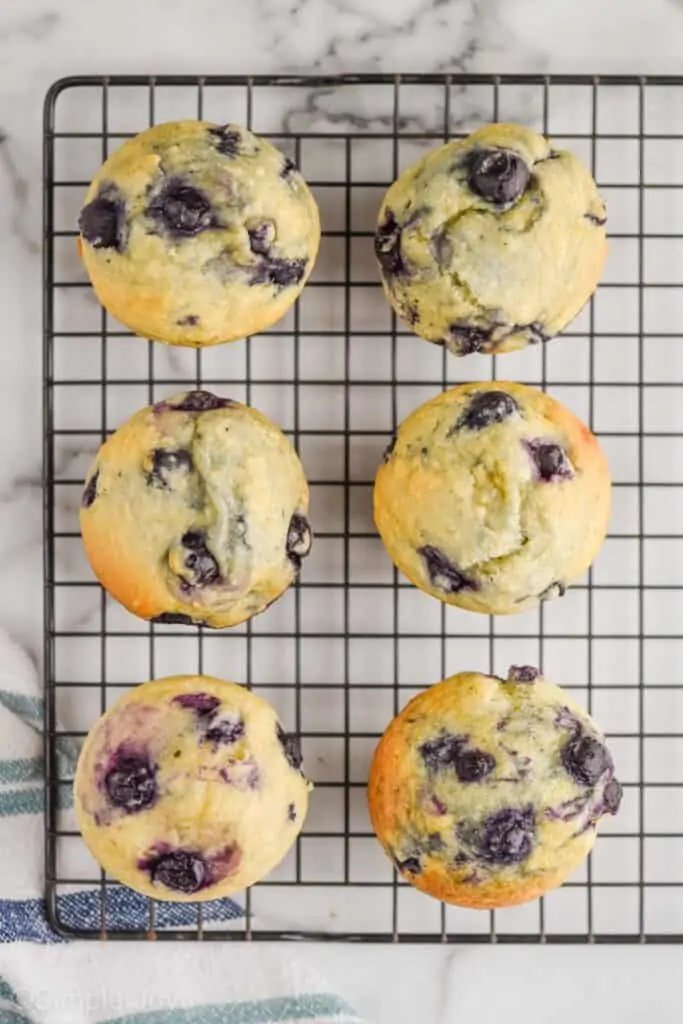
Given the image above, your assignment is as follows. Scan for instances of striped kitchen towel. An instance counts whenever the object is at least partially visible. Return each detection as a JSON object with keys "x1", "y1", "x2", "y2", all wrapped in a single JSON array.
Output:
[{"x1": 0, "y1": 629, "x2": 363, "y2": 1023}]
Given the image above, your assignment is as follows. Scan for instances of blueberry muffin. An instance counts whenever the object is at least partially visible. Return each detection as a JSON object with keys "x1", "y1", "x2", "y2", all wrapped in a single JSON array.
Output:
[
  {"x1": 368, "y1": 667, "x2": 621, "y2": 909},
  {"x1": 374, "y1": 382, "x2": 610, "y2": 616},
  {"x1": 75, "y1": 675, "x2": 311, "y2": 901},
  {"x1": 374, "y1": 122, "x2": 607, "y2": 356},
  {"x1": 80, "y1": 390, "x2": 311, "y2": 629},
  {"x1": 78, "y1": 121, "x2": 320, "y2": 346}
]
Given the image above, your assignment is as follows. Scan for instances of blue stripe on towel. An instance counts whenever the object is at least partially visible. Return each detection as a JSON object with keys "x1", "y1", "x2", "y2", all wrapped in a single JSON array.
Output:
[
  {"x1": 0, "y1": 888, "x2": 242, "y2": 943},
  {"x1": 0, "y1": 784, "x2": 72, "y2": 818},
  {"x1": 0, "y1": 1011, "x2": 33, "y2": 1024},
  {"x1": 0, "y1": 978, "x2": 19, "y2": 1005},
  {"x1": 0, "y1": 759, "x2": 43, "y2": 785},
  {"x1": 0, "y1": 692, "x2": 43, "y2": 728},
  {"x1": 103, "y1": 994, "x2": 360, "y2": 1024}
]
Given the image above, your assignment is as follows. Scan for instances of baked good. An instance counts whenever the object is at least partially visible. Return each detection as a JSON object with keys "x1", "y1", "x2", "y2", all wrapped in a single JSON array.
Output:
[
  {"x1": 78, "y1": 120, "x2": 320, "y2": 346},
  {"x1": 75, "y1": 674, "x2": 311, "y2": 902},
  {"x1": 374, "y1": 122, "x2": 607, "y2": 356},
  {"x1": 374, "y1": 381, "x2": 610, "y2": 615},
  {"x1": 80, "y1": 389, "x2": 311, "y2": 629},
  {"x1": 368, "y1": 667, "x2": 622, "y2": 909}
]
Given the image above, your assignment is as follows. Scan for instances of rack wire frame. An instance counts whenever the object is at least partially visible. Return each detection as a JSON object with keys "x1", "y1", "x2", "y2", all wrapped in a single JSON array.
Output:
[{"x1": 43, "y1": 73, "x2": 683, "y2": 942}]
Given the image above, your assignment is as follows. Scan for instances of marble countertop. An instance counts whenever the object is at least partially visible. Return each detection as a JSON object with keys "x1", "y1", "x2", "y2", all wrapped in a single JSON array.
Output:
[{"x1": 2, "y1": 0, "x2": 683, "y2": 1021}]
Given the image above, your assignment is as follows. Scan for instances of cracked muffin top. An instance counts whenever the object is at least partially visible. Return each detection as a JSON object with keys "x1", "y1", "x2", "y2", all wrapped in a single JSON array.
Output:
[
  {"x1": 80, "y1": 390, "x2": 311, "y2": 629},
  {"x1": 368, "y1": 668, "x2": 621, "y2": 909},
  {"x1": 374, "y1": 381, "x2": 610, "y2": 616},
  {"x1": 77, "y1": 120, "x2": 320, "y2": 346},
  {"x1": 374, "y1": 122, "x2": 607, "y2": 356}
]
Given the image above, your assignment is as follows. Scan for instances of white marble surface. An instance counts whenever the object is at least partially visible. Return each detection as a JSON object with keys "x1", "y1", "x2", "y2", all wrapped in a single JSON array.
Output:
[{"x1": 2, "y1": 0, "x2": 683, "y2": 1021}]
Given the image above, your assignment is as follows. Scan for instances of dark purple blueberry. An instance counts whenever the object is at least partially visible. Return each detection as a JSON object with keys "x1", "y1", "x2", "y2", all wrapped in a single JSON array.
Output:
[
  {"x1": 281, "y1": 157, "x2": 298, "y2": 179},
  {"x1": 467, "y1": 147, "x2": 531, "y2": 205},
  {"x1": 204, "y1": 715, "x2": 245, "y2": 747},
  {"x1": 147, "y1": 179, "x2": 215, "y2": 238},
  {"x1": 149, "y1": 850, "x2": 207, "y2": 894},
  {"x1": 180, "y1": 531, "x2": 221, "y2": 587},
  {"x1": 152, "y1": 612, "x2": 195, "y2": 626},
  {"x1": 146, "y1": 448, "x2": 193, "y2": 488},
  {"x1": 448, "y1": 322, "x2": 491, "y2": 356},
  {"x1": 250, "y1": 257, "x2": 307, "y2": 288},
  {"x1": 585, "y1": 211, "x2": 607, "y2": 226},
  {"x1": 403, "y1": 302, "x2": 420, "y2": 326},
  {"x1": 603, "y1": 778, "x2": 623, "y2": 815},
  {"x1": 104, "y1": 753, "x2": 157, "y2": 813},
  {"x1": 420, "y1": 733, "x2": 466, "y2": 772},
  {"x1": 456, "y1": 390, "x2": 519, "y2": 431},
  {"x1": 383, "y1": 434, "x2": 397, "y2": 463},
  {"x1": 277, "y1": 723, "x2": 303, "y2": 772},
  {"x1": 394, "y1": 855, "x2": 422, "y2": 875},
  {"x1": 168, "y1": 390, "x2": 234, "y2": 413},
  {"x1": 208, "y1": 125, "x2": 242, "y2": 157},
  {"x1": 287, "y1": 803, "x2": 297, "y2": 822},
  {"x1": 518, "y1": 321, "x2": 550, "y2": 345},
  {"x1": 173, "y1": 692, "x2": 220, "y2": 717},
  {"x1": 475, "y1": 806, "x2": 535, "y2": 865},
  {"x1": 508, "y1": 665, "x2": 539, "y2": 684},
  {"x1": 524, "y1": 439, "x2": 574, "y2": 482},
  {"x1": 79, "y1": 185, "x2": 125, "y2": 250},
  {"x1": 544, "y1": 795, "x2": 589, "y2": 822},
  {"x1": 561, "y1": 733, "x2": 612, "y2": 786},
  {"x1": 286, "y1": 514, "x2": 312, "y2": 569},
  {"x1": 540, "y1": 580, "x2": 566, "y2": 601},
  {"x1": 453, "y1": 748, "x2": 495, "y2": 783},
  {"x1": 375, "y1": 209, "x2": 405, "y2": 279},
  {"x1": 177, "y1": 314, "x2": 200, "y2": 326},
  {"x1": 419, "y1": 546, "x2": 477, "y2": 595},
  {"x1": 248, "y1": 221, "x2": 275, "y2": 256},
  {"x1": 81, "y1": 471, "x2": 99, "y2": 509}
]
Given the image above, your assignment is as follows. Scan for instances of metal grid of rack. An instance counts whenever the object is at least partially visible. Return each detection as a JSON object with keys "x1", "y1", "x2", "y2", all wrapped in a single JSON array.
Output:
[{"x1": 43, "y1": 73, "x2": 683, "y2": 942}]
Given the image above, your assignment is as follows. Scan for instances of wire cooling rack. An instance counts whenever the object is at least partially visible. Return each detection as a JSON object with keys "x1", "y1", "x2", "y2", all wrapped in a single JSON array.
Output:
[{"x1": 43, "y1": 73, "x2": 683, "y2": 943}]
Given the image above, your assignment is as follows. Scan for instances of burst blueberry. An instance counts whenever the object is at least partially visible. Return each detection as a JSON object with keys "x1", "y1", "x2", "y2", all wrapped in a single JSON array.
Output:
[
  {"x1": 204, "y1": 715, "x2": 245, "y2": 747},
  {"x1": 286, "y1": 514, "x2": 312, "y2": 569},
  {"x1": 147, "y1": 179, "x2": 216, "y2": 238},
  {"x1": 167, "y1": 390, "x2": 234, "y2": 413},
  {"x1": 180, "y1": 531, "x2": 220, "y2": 587},
  {"x1": 147, "y1": 850, "x2": 208, "y2": 894},
  {"x1": 79, "y1": 185, "x2": 125, "y2": 250},
  {"x1": 104, "y1": 751, "x2": 157, "y2": 813},
  {"x1": 467, "y1": 147, "x2": 530, "y2": 205},
  {"x1": 524, "y1": 439, "x2": 574, "y2": 482},
  {"x1": 208, "y1": 125, "x2": 242, "y2": 157},
  {"x1": 152, "y1": 612, "x2": 195, "y2": 626},
  {"x1": 507, "y1": 665, "x2": 539, "y2": 684},
  {"x1": 561, "y1": 732, "x2": 612, "y2": 786},
  {"x1": 277, "y1": 723, "x2": 303, "y2": 772},
  {"x1": 475, "y1": 806, "x2": 535, "y2": 865},
  {"x1": 447, "y1": 322, "x2": 491, "y2": 355},
  {"x1": 173, "y1": 692, "x2": 221, "y2": 717},
  {"x1": 146, "y1": 448, "x2": 193, "y2": 488},
  {"x1": 375, "y1": 210, "x2": 405, "y2": 279},
  {"x1": 250, "y1": 257, "x2": 307, "y2": 288},
  {"x1": 81, "y1": 471, "x2": 99, "y2": 509},
  {"x1": 456, "y1": 390, "x2": 520, "y2": 431},
  {"x1": 419, "y1": 546, "x2": 477, "y2": 595}
]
